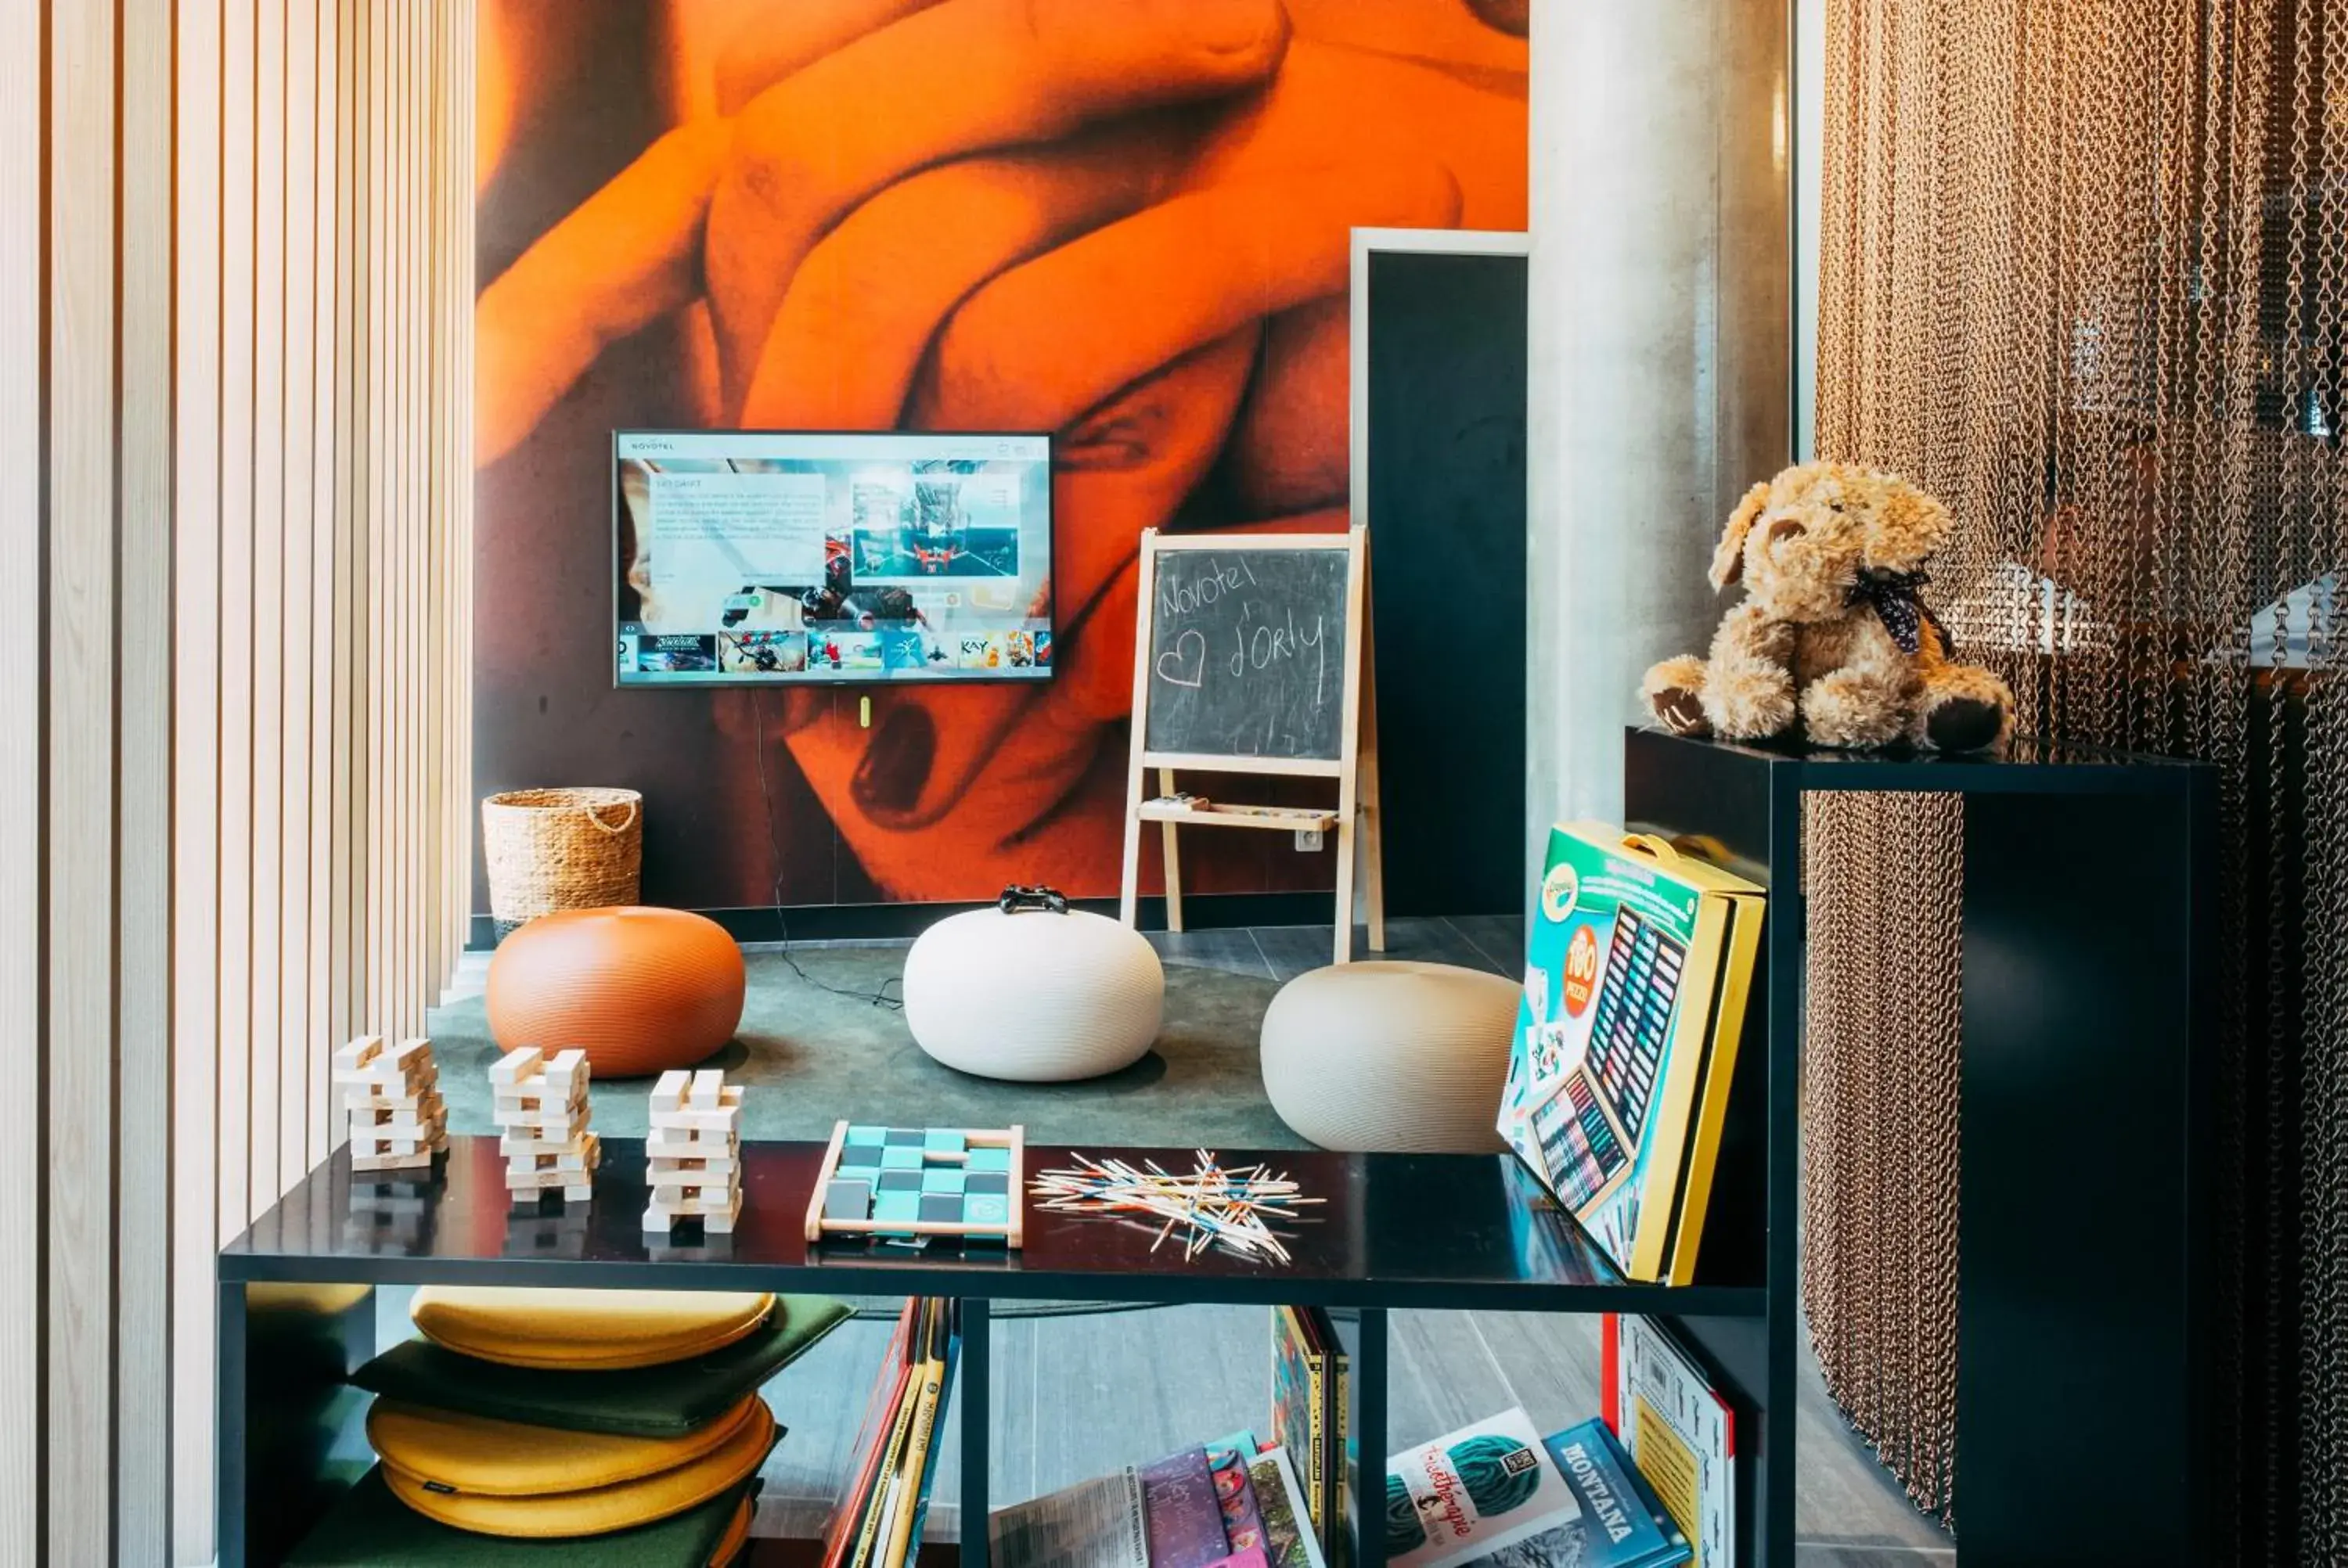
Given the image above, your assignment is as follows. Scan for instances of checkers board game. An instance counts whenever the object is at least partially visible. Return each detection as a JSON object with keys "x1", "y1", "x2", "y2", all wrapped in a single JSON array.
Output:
[
  {"x1": 802, "y1": 1123, "x2": 1025, "y2": 1246},
  {"x1": 1497, "y1": 823, "x2": 1763, "y2": 1285}
]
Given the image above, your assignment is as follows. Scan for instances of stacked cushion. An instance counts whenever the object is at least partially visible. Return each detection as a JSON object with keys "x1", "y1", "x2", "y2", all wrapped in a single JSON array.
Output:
[{"x1": 294, "y1": 1289, "x2": 852, "y2": 1566}]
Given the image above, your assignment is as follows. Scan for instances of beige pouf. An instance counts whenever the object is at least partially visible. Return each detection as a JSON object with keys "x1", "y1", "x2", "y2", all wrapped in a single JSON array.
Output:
[
  {"x1": 1261, "y1": 961, "x2": 1520, "y2": 1153},
  {"x1": 902, "y1": 908, "x2": 1165, "y2": 1081}
]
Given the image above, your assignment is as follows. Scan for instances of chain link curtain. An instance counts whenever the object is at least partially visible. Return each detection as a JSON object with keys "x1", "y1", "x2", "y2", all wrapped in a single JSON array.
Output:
[{"x1": 1813, "y1": 0, "x2": 2346, "y2": 1554}]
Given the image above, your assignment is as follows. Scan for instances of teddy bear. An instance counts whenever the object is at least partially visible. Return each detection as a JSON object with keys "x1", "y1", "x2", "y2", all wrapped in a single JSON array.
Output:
[{"x1": 1640, "y1": 461, "x2": 2014, "y2": 752}]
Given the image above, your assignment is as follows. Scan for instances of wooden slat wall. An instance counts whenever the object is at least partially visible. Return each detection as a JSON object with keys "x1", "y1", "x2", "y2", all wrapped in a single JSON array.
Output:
[{"x1": 0, "y1": 2, "x2": 475, "y2": 1562}]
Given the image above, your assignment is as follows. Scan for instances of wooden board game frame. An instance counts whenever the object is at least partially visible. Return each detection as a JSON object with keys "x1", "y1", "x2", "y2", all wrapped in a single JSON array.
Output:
[{"x1": 801, "y1": 1120, "x2": 1026, "y2": 1247}]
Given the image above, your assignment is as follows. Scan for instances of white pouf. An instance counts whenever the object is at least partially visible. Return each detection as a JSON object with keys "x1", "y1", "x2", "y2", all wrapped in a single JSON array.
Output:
[
  {"x1": 1260, "y1": 961, "x2": 1520, "y2": 1153},
  {"x1": 903, "y1": 908, "x2": 1165, "y2": 1082}
]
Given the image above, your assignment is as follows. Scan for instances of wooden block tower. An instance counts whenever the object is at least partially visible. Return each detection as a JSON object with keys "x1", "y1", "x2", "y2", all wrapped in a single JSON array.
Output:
[
  {"x1": 333, "y1": 1036, "x2": 446, "y2": 1172},
  {"x1": 492, "y1": 1046, "x2": 598, "y2": 1203},
  {"x1": 643, "y1": 1068, "x2": 743, "y2": 1233}
]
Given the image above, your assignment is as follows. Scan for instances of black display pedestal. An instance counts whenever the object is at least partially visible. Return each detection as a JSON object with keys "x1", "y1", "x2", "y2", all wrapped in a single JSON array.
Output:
[
  {"x1": 216, "y1": 729, "x2": 2216, "y2": 1568},
  {"x1": 1625, "y1": 727, "x2": 2217, "y2": 1567}
]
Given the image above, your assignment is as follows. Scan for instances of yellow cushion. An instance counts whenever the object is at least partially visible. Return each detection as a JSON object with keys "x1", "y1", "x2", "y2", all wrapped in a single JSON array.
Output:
[
  {"x1": 382, "y1": 1396, "x2": 775, "y2": 1538},
  {"x1": 367, "y1": 1394, "x2": 761, "y2": 1497},
  {"x1": 708, "y1": 1494, "x2": 752, "y2": 1566},
  {"x1": 409, "y1": 1287, "x2": 776, "y2": 1370}
]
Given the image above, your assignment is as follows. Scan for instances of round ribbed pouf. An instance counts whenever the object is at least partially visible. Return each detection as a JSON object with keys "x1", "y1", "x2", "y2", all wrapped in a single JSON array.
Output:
[
  {"x1": 1260, "y1": 961, "x2": 1520, "y2": 1152},
  {"x1": 902, "y1": 909, "x2": 1164, "y2": 1081},
  {"x1": 486, "y1": 906, "x2": 745, "y2": 1078}
]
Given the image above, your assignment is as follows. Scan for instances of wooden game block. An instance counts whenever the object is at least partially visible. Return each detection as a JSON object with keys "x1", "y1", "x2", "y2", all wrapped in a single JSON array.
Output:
[
  {"x1": 351, "y1": 1140, "x2": 441, "y2": 1172},
  {"x1": 488, "y1": 1046, "x2": 543, "y2": 1088},
  {"x1": 335, "y1": 1036, "x2": 431, "y2": 1085},
  {"x1": 649, "y1": 1069, "x2": 691, "y2": 1106},
  {"x1": 539, "y1": 1048, "x2": 588, "y2": 1089},
  {"x1": 646, "y1": 1092, "x2": 742, "y2": 1135},
  {"x1": 645, "y1": 1123, "x2": 736, "y2": 1149},
  {"x1": 643, "y1": 1189, "x2": 742, "y2": 1234},
  {"x1": 687, "y1": 1069, "x2": 724, "y2": 1109},
  {"x1": 650, "y1": 1178, "x2": 740, "y2": 1209},
  {"x1": 497, "y1": 1131, "x2": 596, "y2": 1157},
  {"x1": 351, "y1": 1091, "x2": 444, "y2": 1133},
  {"x1": 330, "y1": 1034, "x2": 387, "y2": 1077},
  {"x1": 648, "y1": 1145, "x2": 737, "y2": 1169},
  {"x1": 492, "y1": 1077, "x2": 588, "y2": 1120},
  {"x1": 506, "y1": 1155, "x2": 601, "y2": 1192},
  {"x1": 340, "y1": 1075, "x2": 435, "y2": 1110},
  {"x1": 494, "y1": 1106, "x2": 591, "y2": 1139},
  {"x1": 505, "y1": 1138, "x2": 598, "y2": 1174}
]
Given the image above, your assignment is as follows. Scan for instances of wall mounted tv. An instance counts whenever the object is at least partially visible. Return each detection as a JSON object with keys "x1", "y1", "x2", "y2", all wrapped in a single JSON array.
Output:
[{"x1": 612, "y1": 430, "x2": 1053, "y2": 686}]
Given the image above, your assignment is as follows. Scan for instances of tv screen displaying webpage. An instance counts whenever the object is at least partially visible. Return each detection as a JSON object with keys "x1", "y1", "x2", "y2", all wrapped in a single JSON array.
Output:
[{"x1": 612, "y1": 430, "x2": 1053, "y2": 685}]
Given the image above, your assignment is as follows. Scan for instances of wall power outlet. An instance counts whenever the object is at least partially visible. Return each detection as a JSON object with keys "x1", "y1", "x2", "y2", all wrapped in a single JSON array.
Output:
[{"x1": 1295, "y1": 829, "x2": 1324, "y2": 852}]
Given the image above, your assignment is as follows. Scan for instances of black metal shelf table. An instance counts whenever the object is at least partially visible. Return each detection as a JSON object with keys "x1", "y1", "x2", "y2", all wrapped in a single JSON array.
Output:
[
  {"x1": 1625, "y1": 727, "x2": 2216, "y2": 1568},
  {"x1": 217, "y1": 728, "x2": 2215, "y2": 1568},
  {"x1": 218, "y1": 1135, "x2": 1764, "y2": 1568}
]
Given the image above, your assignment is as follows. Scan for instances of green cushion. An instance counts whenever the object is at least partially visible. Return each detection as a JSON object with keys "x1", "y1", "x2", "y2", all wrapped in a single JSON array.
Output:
[
  {"x1": 350, "y1": 1294, "x2": 850, "y2": 1437},
  {"x1": 289, "y1": 1466, "x2": 753, "y2": 1566}
]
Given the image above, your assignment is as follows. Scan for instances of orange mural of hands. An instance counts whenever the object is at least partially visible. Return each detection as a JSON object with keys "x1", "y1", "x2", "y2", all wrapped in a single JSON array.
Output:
[{"x1": 475, "y1": 0, "x2": 1526, "y2": 901}]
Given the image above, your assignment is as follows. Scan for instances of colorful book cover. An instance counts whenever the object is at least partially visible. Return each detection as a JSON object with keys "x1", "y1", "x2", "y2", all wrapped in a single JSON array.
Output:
[
  {"x1": 1244, "y1": 1447, "x2": 1327, "y2": 1568},
  {"x1": 901, "y1": 1302, "x2": 963, "y2": 1561},
  {"x1": 851, "y1": 1302, "x2": 931, "y2": 1568},
  {"x1": 1321, "y1": 1312, "x2": 1351, "y2": 1568},
  {"x1": 1269, "y1": 1309, "x2": 1327, "y2": 1548},
  {"x1": 1477, "y1": 1420, "x2": 1691, "y2": 1568},
  {"x1": 823, "y1": 1300, "x2": 917, "y2": 1568},
  {"x1": 1141, "y1": 1448, "x2": 1230, "y2": 1568},
  {"x1": 1205, "y1": 1432, "x2": 1269, "y2": 1559},
  {"x1": 882, "y1": 1300, "x2": 950, "y2": 1568},
  {"x1": 1381, "y1": 1408, "x2": 1580, "y2": 1568},
  {"x1": 1496, "y1": 822, "x2": 1764, "y2": 1282},
  {"x1": 1603, "y1": 1317, "x2": 1734, "y2": 1568}
]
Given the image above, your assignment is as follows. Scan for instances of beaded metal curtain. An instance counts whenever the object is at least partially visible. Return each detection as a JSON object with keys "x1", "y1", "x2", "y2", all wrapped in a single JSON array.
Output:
[{"x1": 1813, "y1": 0, "x2": 2345, "y2": 1555}]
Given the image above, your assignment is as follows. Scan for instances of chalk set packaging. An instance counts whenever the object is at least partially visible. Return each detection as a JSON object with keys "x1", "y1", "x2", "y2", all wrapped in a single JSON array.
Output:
[{"x1": 1497, "y1": 824, "x2": 1764, "y2": 1285}]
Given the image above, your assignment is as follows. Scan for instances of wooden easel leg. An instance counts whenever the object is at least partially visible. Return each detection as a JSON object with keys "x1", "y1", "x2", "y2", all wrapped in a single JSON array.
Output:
[
  {"x1": 1158, "y1": 767, "x2": 1184, "y2": 933},
  {"x1": 1334, "y1": 816, "x2": 1357, "y2": 965},
  {"x1": 1119, "y1": 779, "x2": 1145, "y2": 930},
  {"x1": 1361, "y1": 736, "x2": 1386, "y2": 955}
]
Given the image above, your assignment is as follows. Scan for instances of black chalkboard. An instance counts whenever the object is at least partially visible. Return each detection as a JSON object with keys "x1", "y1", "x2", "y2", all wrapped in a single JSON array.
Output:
[{"x1": 1140, "y1": 543, "x2": 1354, "y2": 763}]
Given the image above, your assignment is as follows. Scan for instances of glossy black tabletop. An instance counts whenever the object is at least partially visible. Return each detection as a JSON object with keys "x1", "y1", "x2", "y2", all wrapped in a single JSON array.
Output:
[{"x1": 220, "y1": 1135, "x2": 1765, "y2": 1315}]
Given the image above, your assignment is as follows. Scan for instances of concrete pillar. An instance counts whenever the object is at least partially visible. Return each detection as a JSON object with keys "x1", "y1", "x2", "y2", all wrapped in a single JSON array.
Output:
[{"x1": 1525, "y1": 0, "x2": 1791, "y2": 858}]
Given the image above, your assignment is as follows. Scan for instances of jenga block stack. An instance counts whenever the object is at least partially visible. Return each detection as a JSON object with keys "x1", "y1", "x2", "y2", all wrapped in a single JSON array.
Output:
[
  {"x1": 333, "y1": 1035, "x2": 446, "y2": 1172},
  {"x1": 643, "y1": 1068, "x2": 743, "y2": 1233},
  {"x1": 491, "y1": 1046, "x2": 597, "y2": 1203}
]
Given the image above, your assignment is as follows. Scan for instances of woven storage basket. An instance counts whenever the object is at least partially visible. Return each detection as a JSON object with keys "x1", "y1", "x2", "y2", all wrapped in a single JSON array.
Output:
[{"x1": 481, "y1": 787, "x2": 642, "y2": 937}]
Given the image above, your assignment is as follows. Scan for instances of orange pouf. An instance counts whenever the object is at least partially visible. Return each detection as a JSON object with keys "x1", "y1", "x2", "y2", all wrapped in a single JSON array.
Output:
[{"x1": 486, "y1": 907, "x2": 746, "y2": 1079}]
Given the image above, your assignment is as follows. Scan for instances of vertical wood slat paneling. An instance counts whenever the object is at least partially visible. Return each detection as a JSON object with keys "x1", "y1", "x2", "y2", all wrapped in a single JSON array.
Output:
[
  {"x1": 217, "y1": 0, "x2": 257, "y2": 1239},
  {"x1": 118, "y1": 0, "x2": 178, "y2": 1557},
  {"x1": 250, "y1": 0, "x2": 286, "y2": 1207},
  {"x1": 0, "y1": 5, "x2": 477, "y2": 1560},
  {"x1": 171, "y1": 0, "x2": 227, "y2": 1555},
  {"x1": 0, "y1": 0, "x2": 38, "y2": 1559},
  {"x1": 48, "y1": 0, "x2": 120, "y2": 1555}
]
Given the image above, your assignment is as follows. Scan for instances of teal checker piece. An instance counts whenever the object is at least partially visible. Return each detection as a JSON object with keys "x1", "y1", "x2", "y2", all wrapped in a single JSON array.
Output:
[
  {"x1": 873, "y1": 1191, "x2": 922, "y2": 1234},
  {"x1": 880, "y1": 1145, "x2": 925, "y2": 1171},
  {"x1": 845, "y1": 1124, "x2": 888, "y2": 1147},
  {"x1": 967, "y1": 1146, "x2": 1011, "y2": 1174},
  {"x1": 964, "y1": 1193, "x2": 1012, "y2": 1227},
  {"x1": 923, "y1": 1129, "x2": 967, "y2": 1156},
  {"x1": 920, "y1": 1167, "x2": 967, "y2": 1196}
]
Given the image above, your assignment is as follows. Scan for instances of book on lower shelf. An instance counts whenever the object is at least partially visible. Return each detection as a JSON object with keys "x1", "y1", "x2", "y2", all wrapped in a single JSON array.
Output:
[
  {"x1": 1602, "y1": 1316, "x2": 1734, "y2": 1568},
  {"x1": 1381, "y1": 1408, "x2": 1580, "y2": 1568},
  {"x1": 1496, "y1": 822, "x2": 1766, "y2": 1284},
  {"x1": 1269, "y1": 1306, "x2": 1349, "y2": 1566},
  {"x1": 991, "y1": 1433, "x2": 1323, "y2": 1568},
  {"x1": 822, "y1": 1298, "x2": 960, "y2": 1568}
]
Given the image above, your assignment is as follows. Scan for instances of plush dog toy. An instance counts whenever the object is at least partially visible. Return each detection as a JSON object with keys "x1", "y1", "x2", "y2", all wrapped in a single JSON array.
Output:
[{"x1": 1640, "y1": 461, "x2": 2013, "y2": 752}]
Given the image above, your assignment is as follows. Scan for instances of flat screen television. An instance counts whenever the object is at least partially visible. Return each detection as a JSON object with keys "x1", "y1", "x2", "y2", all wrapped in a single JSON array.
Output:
[{"x1": 612, "y1": 430, "x2": 1053, "y2": 686}]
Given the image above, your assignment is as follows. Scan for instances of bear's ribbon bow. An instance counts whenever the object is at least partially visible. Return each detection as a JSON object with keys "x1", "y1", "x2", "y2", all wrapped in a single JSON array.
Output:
[{"x1": 1849, "y1": 568, "x2": 1942, "y2": 656}]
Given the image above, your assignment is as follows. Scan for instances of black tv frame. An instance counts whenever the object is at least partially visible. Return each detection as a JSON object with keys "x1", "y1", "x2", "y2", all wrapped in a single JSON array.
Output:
[{"x1": 609, "y1": 427, "x2": 1057, "y2": 690}]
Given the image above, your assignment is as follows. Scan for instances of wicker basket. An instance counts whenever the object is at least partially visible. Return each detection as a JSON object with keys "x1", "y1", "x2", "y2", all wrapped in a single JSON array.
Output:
[{"x1": 481, "y1": 787, "x2": 643, "y2": 938}]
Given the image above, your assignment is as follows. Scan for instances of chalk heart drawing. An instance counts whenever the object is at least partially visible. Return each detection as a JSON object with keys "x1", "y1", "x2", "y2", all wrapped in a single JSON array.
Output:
[{"x1": 1156, "y1": 628, "x2": 1207, "y2": 689}]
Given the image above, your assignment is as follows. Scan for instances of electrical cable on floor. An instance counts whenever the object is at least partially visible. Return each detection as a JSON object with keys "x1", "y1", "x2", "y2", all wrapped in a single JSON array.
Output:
[{"x1": 752, "y1": 685, "x2": 904, "y2": 1011}]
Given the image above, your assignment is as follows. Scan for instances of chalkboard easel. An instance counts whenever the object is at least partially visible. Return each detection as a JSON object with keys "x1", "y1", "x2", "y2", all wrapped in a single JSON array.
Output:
[{"x1": 1117, "y1": 527, "x2": 1385, "y2": 964}]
